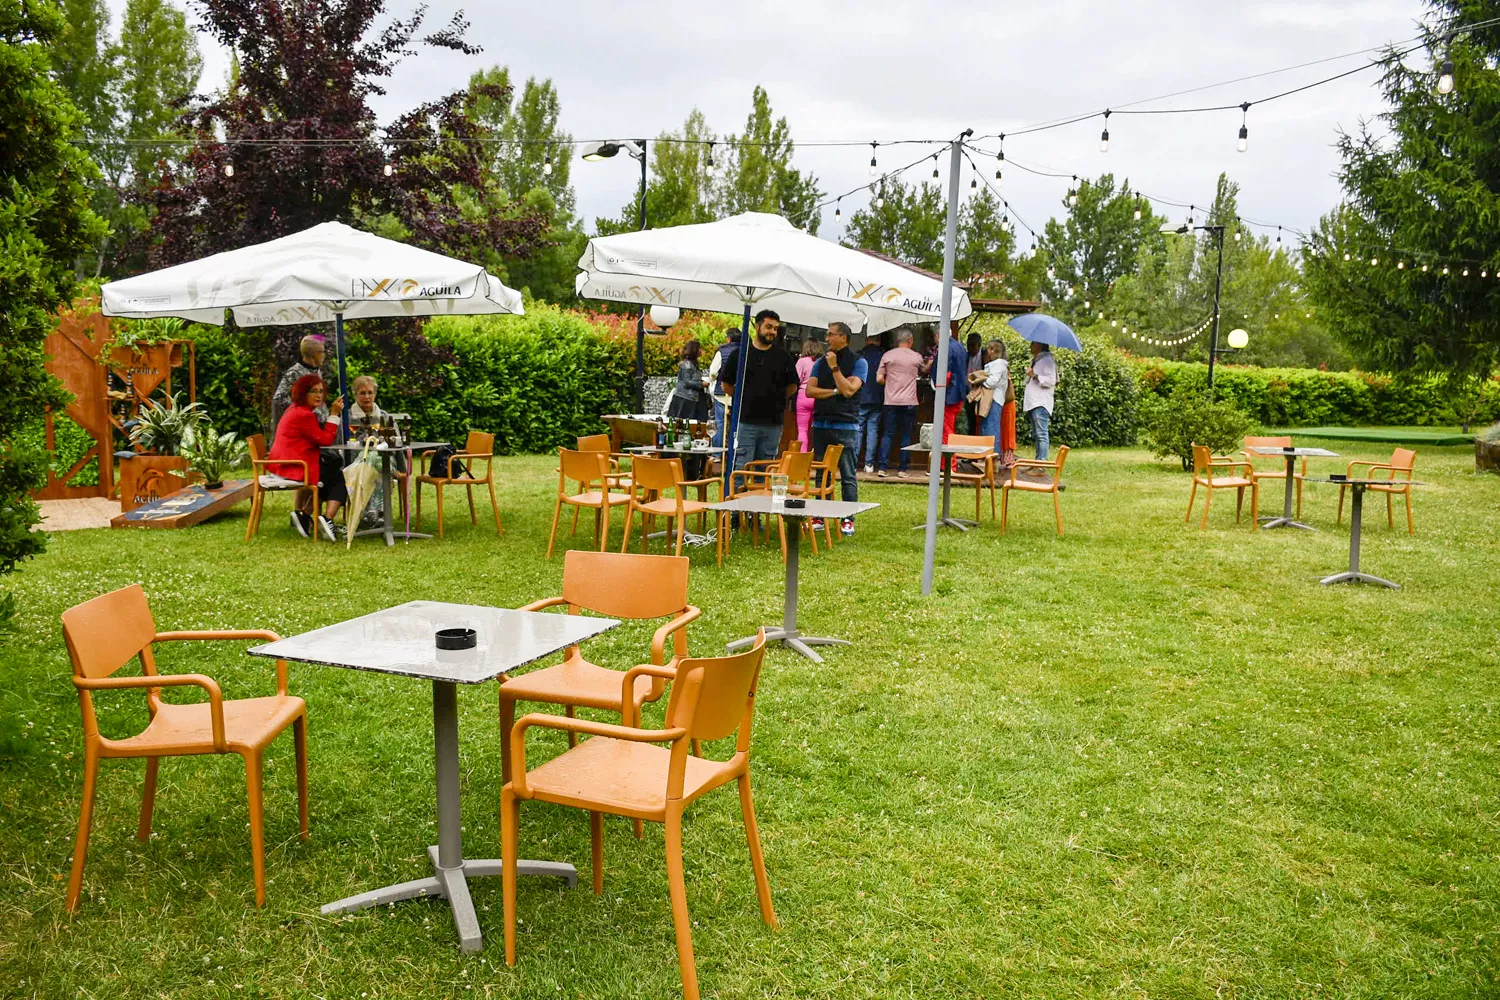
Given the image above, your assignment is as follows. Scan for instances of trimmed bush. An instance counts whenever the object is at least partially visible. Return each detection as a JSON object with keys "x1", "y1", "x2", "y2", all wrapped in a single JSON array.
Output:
[
  {"x1": 1140, "y1": 384, "x2": 1254, "y2": 470},
  {"x1": 995, "y1": 332, "x2": 1140, "y2": 448}
]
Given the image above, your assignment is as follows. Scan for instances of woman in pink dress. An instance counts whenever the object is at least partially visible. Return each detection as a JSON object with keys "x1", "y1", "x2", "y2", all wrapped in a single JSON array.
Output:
[{"x1": 794, "y1": 338, "x2": 821, "y2": 452}]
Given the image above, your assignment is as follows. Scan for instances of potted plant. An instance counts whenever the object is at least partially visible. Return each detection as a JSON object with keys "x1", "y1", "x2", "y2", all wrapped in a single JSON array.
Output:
[
  {"x1": 127, "y1": 393, "x2": 208, "y2": 456},
  {"x1": 118, "y1": 394, "x2": 209, "y2": 510},
  {"x1": 181, "y1": 424, "x2": 248, "y2": 490}
]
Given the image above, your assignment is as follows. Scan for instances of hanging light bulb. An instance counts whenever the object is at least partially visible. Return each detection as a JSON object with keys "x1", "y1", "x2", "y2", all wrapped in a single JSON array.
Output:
[
  {"x1": 1099, "y1": 110, "x2": 1111, "y2": 153},
  {"x1": 705, "y1": 142, "x2": 715, "y2": 178},
  {"x1": 383, "y1": 161, "x2": 393, "y2": 177},
  {"x1": 1437, "y1": 54, "x2": 1455, "y2": 95},
  {"x1": 1132, "y1": 199, "x2": 1142, "y2": 222},
  {"x1": 834, "y1": 198, "x2": 841, "y2": 221},
  {"x1": 1068, "y1": 176, "x2": 1078, "y2": 207},
  {"x1": 1001, "y1": 212, "x2": 1008, "y2": 226},
  {"x1": 223, "y1": 162, "x2": 234, "y2": 177},
  {"x1": 1083, "y1": 300, "x2": 1091, "y2": 310},
  {"x1": 1237, "y1": 102, "x2": 1250, "y2": 153},
  {"x1": 1031, "y1": 241, "x2": 1039, "y2": 258},
  {"x1": 970, "y1": 174, "x2": 978, "y2": 195},
  {"x1": 1275, "y1": 226, "x2": 1283, "y2": 251},
  {"x1": 997, "y1": 134, "x2": 1005, "y2": 162},
  {"x1": 1398, "y1": 261, "x2": 1405, "y2": 269},
  {"x1": 869, "y1": 141, "x2": 878, "y2": 176},
  {"x1": 543, "y1": 144, "x2": 553, "y2": 176},
  {"x1": 874, "y1": 185, "x2": 885, "y2": 210},
  {"x1": 1097, "y1": 311, "x2": 1104, "y2": 320},
  {"x1": 994, "y1": 166, "x2": 1002, "y2": 183},
  {"x1": 1233, "y1": 226, "x2": 1242, "y2": 242},
  {"x1": 932, "y1": 155, "x2": 940, "y2": 180},
  {"x1": 1421, "y1": 263, "x2": 1429, "y2": 272},
  {"x1": 1443, "y1": 265, "x2": 1450, "y2": 275},
  {"x1": 1343, "y1": 252, "x2": 1352, "y2": 261},
  {"x1": 1483, "y1": 270, "x2": 1489, "y2": 278},
  {"x1": 1370, "y1": 256, "x2": 1379, "y2": 266},
  {"x1": 1188, "y1": 205, "x2": 1195, "y2": 227}
]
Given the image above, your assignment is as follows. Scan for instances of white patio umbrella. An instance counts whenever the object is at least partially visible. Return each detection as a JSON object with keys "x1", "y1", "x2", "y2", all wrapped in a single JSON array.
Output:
[
  {"x1": 102, "y1": 221, "x2": 523, "y2": 435},
  {"x1": 576, "y1": 211, "x2": 973, "y2": 477}
]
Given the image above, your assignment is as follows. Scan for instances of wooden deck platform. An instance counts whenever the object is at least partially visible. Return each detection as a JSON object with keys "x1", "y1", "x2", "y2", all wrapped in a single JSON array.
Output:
[{"x1": 111, "y1": 480, "x2": 253, "y2": 529}]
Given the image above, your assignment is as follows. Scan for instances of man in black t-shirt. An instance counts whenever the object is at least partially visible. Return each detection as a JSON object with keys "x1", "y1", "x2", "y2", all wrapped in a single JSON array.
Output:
[{"x1": 721, "y1": 309, "x2": 797, "y2": 471}]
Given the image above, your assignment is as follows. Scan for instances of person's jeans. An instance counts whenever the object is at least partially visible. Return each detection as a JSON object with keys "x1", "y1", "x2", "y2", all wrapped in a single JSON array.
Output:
[
  {"x1": 981, "y1": 403, "x2": 1002, "y2": 456},
  {"x1": 1029, "y1": 406, "x2": 1051, "y2": 460},
  {"x1": 711, "y1": 398, "x2": 727, "y2": 448},
  {"x1": 857, "y1": 403, "x2": 883, "y2": 467},
  {"x1": 878, "y1": 405, "x2": 917, "y2": 471},
  {"x1": 812, "y1": 425, "x2": 860, "y2": 505},
  {"x1": 734, "y1": 421, "x2": 783, "y2": 470}
]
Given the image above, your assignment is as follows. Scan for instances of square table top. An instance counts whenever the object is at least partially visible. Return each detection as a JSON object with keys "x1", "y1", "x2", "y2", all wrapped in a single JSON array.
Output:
[
  {"x1": 901, "y1": 443, "x2": 994, "y2": 455},
  {"x1": 625, "y1": 444, "x2": 727, "y2": 455},
  {"x1": 710, "y1": 496, "x2": 879, "y2": 519},
  {"x1": 1246, "y1": 446, "x2": 1340, "y2": 458},
  {"x1": 247, "y1": 601, "x2": 619, "y2": 684}
]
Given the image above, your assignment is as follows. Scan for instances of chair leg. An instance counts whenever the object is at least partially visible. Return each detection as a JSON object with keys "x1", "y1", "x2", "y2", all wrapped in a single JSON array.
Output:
[
  {"x1": 564, "y1": 706, "x2": 577, "y2": 749},
  {"x1": 571, "y1": 502, "x2": 581, "y2": 536},
  {"x1": 244, "y1": 752, "x2": 266, "y2": 907},
  {"x1": 641, "y1": 513, "x2": 650, "y2": 554},
  {"x1": 990, "y1": 481, "x2": 997, "y2": 520},
  {"x1": 501, "y1": 786, "x2": 519, "y2": 967},
  {"x1": 590, "y1": 811, "x2": 604, "y2": 895},
  {"x1": 1185, "y1": 480, "x2": 1198, "y2": 523},
  {"x1": 245, "y1": 489, "x2": 262, "y2": 541},
  {"x1": 598, "y1": 504, "x2": 610, "y2": 552},
  {"x1": 309, "y1": 484, "x2": 319, "y2": 543},
  {"x1": 664, "y1": 805, "x2": 701, "y2": 1000},
  {"x1": 488, "y1": 478, "x2": 502, "y2": 534},
  {"x1": 1200, "y1": 486, "x2": 1213, "y2": 530},
  {"x1": 1387, "y1": 492, "x2": 1394, "y2": 529},
  {"x1": 674, "y1": 515, "x2": 685, "y2": 557},
  {"x1": 1405, "y1": 491, "x2": 1414, "y2": 535},
  {"x1": 738, "y1": 774, "x2": 777, "y2": 929},
  {"x1": 66, "y1": 746, "x2": 101, "y2": 911},
  {"x1": 467, "y1": 483, "x2": 477, "y2": 525},
  {"x1": 499, "y1": 694, "x2": 516, "y2": 784},
  {"x1": 294, "y1": 715, "x2": 309, "y2": 839},
  {"x1": 546, "y1": 497, "x2": 564, "y2": 560},
  {"x1": 619, "y1": 502, "x2": 635, "y2": 554},
  {"x1": 1000, "y1": 486, "x2": 1009, "y2": 534},
  {"x1": 1053, "y1": 489, "x2": 1063, "y2": 537},
  {"x1": 137, "y1": 756, "x2": 160, "y2": 842},
  {"x1": 435, "y1": 484, "x2": 446, "y2": 539},
  {"x1": 1236, "y1": 487, "x2": 1244, "y2": 523}
]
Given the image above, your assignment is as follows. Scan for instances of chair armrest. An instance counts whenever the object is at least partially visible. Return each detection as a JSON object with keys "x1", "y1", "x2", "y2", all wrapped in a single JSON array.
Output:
[
  {"x1": 154, "y1": 630, "x2": 288, "y2": 696},
  {"x1": 250, "y1": 457, "x2": 309, "y2": 480},
  {"x1": 74, "y1": 674, "x2": 227, "y2": 750},
  {"x1": 509, "y1": 712, "x2": 687, "y2": 799},
  {"x1": 1209, "y1": 460, "x2": 1253, "y2": 474},
  {"x1": 649, "y1": 605, "x2": 701, "y2": 667},
  {"x1": 743, "y1": 458, "x2": 779, "y2": 470},
  {"x1": 622, "y1": 663, "x2": 680, "y2": 723},
  {"x1": 517, "y1": 596, "x2": 570, "y2": 613},
  {"x1": 1012, "y1": 458, "x2": 1057, "y2": 470},
  {"x1": 1346, "y1": 460, "x2": 1390, "y2": 475}
]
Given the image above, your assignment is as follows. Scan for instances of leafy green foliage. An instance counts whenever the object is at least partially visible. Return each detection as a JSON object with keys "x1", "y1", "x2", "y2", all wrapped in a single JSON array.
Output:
[
  {"x1": 0, "y1": 0, "x2": 108, "y2": 585},
  {"x1": 1304, "y1": 3, "x2": 1500, "y2": 381},
  {"x1": 127, "y1": 393, "x2": 207, "y2": 456},
  {"x1": 1140, "y1": 382, "x2": 1255, "y2": 470},
  {"x1": 180, "y1": 423, "x2": 246, "y2": 485},
  {"x1": 978, "y1": 321, "x2": 1141, "y2": 447},
  {"x1": 1040, "y1": 173, "x2": 1168, "y2": 313}
]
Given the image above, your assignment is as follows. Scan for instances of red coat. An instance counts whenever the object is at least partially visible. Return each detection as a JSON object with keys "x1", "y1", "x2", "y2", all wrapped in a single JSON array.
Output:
[{"x1": 267, "y1": 405, "x2": 337, "y2": 482}]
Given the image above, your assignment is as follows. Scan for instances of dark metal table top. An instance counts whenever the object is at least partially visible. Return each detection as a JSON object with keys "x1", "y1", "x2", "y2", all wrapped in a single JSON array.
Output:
[
  {"x1": 1246, "y1": 446, "x2": 1340, "y2": 458},
  {"x1": 247, "y1": 601, "x2": 619, "y2": 684},
  {"x1": 710, "y1": 497, "x2": 878, "y2": 519}
]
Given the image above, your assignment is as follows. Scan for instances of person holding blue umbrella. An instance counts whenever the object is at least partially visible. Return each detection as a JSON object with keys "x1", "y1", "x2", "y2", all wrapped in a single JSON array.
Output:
[{"x1": 1006, "y1": 314, "x2": 1082, "y2": 469}]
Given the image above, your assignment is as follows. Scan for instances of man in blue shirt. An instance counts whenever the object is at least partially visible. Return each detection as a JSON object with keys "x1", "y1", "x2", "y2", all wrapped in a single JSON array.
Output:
[
  {"x1": 856, "y1": 332, "x2": 886, "y2": 473},
  {"x1": 805, "y1": 321, "x2": 867, "y2": 536},
  {"x1": 939, "y1": 323, "x2": 969, "y2": 443}
]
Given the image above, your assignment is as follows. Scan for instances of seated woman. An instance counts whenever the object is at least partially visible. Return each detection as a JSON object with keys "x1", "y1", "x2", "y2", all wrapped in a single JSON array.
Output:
[
  {"x1": 346, "y1": 374, "x2": 405, "y2": 519},
  {"x1": 267, "y1": 374, "x2": 346, "y2": 540},
  {"x1": 349, "y1": 375, "x2": 383, "y2": 427}
]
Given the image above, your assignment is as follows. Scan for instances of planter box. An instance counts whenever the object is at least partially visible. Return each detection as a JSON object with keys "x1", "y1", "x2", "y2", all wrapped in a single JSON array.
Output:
[
  {"x1": 117, "y1": 454, "x2": 190, "y2": 511},
  {"x1": 1478, "y1": 437, "x2": 1500, "y2": 475}
]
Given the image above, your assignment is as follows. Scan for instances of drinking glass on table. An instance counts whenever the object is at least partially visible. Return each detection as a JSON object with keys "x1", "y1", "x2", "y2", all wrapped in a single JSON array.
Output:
[{"x1": 770, "y1": 474, "x2": 789, "y2": 505}]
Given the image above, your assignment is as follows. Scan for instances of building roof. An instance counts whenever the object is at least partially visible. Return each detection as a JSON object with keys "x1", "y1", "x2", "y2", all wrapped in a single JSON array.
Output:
[{"x1": 851, "y1": 248, "x2": 1040, "y2": 315}]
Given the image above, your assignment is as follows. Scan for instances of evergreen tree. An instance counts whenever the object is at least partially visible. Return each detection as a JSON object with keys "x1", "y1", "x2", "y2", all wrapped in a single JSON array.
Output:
[
  {"x1": 716, "y1": 86, "x2": 823, "y2": 232},
  {"x1": 1304, "y1": 1, "x2": 1500, "y2": 380},
  {"x1": 1038, "y1": 173, "x2": 1165, "y2": 311}
]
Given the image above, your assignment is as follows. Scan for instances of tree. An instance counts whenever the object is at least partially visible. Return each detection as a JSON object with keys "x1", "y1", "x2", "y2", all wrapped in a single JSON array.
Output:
[
  {"x1": 143, "y1": 0, "x2": 546, "y2": 269},
  {"x1": 1038, "y1": 173, "x2": 1165, "y2": 313},
  {"x1": 716, "y1": 86, "x2": 823, "y2": 232},
  {"x1": 116, "y1": 0, "x2": 201, "y2": 189},
  {"x1": 957, "y1": 186, "x2": 1020, "y2": 298},
  {"x1": 1304, "y1": 2, "x2": 1500, "y2": 381},
  {"x1": 0, "y1": 0, "x2": 109, "y2": 609}
]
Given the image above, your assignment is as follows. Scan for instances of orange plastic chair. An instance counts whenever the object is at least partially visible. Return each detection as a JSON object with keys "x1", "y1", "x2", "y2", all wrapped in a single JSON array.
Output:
[
  {"x1": 1243, "y1": 435, "x2": 1305, "y2": 519},
  {"x1": 946, "y1": 433, "x2": 1000, "y2": 522},
  {"x1": 548, "y1": 448, "x2": 634, "y2": 559},
  {"x1": 801, "y1": 443, "x2": 845, "y2": 548},
  {"x1": 60, "y1": 584, "x2": 308, "y2": 910},
  {"x1": 1002, "y1": 445, "x2": 1071, "y2": 536},
  {"x1": 244, "y1": 433, "x2": 319, "y2": 542},
  {"x1": 1185, "y1": 443, "x2": 1259, "y2": 530},
  {"x1": 499, "y1": 550, "x2": 699, "y2": 788},
  {"x1": 576, "y1": 433, "x2": 633, "y2": 491},
  {"x1": 1338, "y1": 447, "x2": 1416, "y2": 534},
  {"x1": 723, "y1": 449, "x2": 817, "y2": 563},
  {"x1": 502, "y1": 632, "x2": 775, "y2": 1000},
  {"x1": 620, "y1": 456, "x2": 716, "y2": 557},
  {"x1": 415, "y1": 430, "x2": 502, "y2": 538}
]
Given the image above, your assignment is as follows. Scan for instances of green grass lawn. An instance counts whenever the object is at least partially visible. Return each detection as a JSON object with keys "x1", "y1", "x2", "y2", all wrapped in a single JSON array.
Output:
[{"x1": 2, "y1": 440, "x2": 1497, "y2": 999}]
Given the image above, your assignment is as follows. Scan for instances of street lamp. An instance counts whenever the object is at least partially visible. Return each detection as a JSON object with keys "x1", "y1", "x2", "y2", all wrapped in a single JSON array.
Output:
[
  {"x1": 582, "y1": 139, "x2": 650, "y2": 411},
  {"x1": 1174, "y1": 221, "x2": 1229, "y2": 395}
]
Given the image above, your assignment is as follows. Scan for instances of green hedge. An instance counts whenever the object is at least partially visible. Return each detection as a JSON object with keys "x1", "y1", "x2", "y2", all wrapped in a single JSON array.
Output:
[
  {"x1": 984, "y1": 326, "x2": 1140, "y2": 448},
  {"x1": 1132, "y1": 360, "x2": 1500, "y2": 429}
]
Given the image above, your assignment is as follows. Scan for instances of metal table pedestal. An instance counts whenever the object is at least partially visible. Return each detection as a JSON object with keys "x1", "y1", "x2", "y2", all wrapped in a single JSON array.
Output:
[
  {"x1": 320, "y1": 680, "x2": 575, "y2": 951},
  {"x1": 725, "y1": 522, "x2": 846, "y2": 663},
  {"x1": 1320, "y1": 483, "x2": 1400, "y2": 590}
]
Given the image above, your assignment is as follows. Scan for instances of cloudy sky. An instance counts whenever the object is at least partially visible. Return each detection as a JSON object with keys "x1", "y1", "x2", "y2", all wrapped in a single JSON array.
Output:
[{"x1": 147, "y1": 0, "x2": 1431, "y2": 248}]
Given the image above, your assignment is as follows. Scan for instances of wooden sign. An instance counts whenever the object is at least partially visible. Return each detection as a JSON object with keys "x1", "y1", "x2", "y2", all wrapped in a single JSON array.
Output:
[
  {"x1": 113, "y1": 480, "x2": 254, "y2": 530},
  {"x1": 37, "y1": 314, "x2": 115, "y2": 501},
  {"x1": 117, "y1": 455, "x2": 190, "y2": 512}
]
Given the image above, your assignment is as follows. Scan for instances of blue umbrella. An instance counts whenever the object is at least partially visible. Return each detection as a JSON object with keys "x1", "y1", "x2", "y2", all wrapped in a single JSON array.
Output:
[{"x1": 1008, "y1": 313, "x2": 1083, "y2": 352}]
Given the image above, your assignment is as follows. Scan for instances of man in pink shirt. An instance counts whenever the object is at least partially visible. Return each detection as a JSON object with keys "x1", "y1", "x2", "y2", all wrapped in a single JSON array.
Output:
[{"x1": 874, "y1": 326, "x2": 923, "y2": 477}]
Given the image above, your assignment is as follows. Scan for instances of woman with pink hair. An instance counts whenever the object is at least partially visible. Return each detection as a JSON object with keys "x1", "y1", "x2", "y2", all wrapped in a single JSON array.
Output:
[{"x1": 794, "y1": 338, "x2": 821, "y2": 452}]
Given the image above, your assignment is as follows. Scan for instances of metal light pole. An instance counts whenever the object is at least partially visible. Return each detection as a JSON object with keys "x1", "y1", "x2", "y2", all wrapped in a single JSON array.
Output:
[
  {"x1": 582, "y1": 139, "x2": 650, "y2": 411},
  {"x1": 921, "y1": 130, "x2": 971, "y2": 597},
  {"x1": 1174, "y1": 222, "x2": 1227, "y2": 397}
]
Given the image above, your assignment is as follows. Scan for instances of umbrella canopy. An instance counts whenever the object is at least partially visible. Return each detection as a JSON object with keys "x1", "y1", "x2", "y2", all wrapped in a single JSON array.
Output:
[
  {"x1": 101, "y1": 221, "x2": 523, "y2": 325},
  {"x1": 1008, "y1": 313, "x2": 1083, "y2": 352},
  {"x1": 575, "y1": 212, "x2": 972, "y2": 334}
]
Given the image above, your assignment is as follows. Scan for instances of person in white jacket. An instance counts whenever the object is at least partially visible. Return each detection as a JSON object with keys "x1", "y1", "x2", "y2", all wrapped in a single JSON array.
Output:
[{"x1": 1023, "y1": 342, "x2": 1058, "y2": 462}]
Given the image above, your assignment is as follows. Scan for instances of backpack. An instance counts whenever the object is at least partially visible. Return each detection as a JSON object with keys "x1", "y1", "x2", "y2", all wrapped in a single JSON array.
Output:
[{"x1": 427, "y1": 444, "x2": 468, "y2": 479}]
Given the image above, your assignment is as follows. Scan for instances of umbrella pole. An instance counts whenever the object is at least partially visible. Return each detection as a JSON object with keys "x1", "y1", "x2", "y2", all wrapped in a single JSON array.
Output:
[
  {"x1": 334, "y1": 312, "x2": 351, "y2": 444},
  {"x1": 721, "y1": 301, "x2": 753, "y2": 496},
  {"x1": 921, "y1": 133, "x2": 970, "y2": 596}
]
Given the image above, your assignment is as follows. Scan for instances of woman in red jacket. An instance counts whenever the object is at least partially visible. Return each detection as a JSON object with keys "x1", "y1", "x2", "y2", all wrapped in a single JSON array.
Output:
[{"x1": 268, "y1": 374, "x2": 346, "y2": 540}]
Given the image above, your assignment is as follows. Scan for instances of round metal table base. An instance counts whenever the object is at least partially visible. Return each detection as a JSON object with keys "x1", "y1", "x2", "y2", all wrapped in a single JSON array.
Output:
[
  {"x1": 726, "y1": 627, "x2": 848, "y2": 664},
  {"x1": 1259, "y1": 517, "x2": 1316, "y2": 530},
  {"x1": 1320, "y1": 570, "x2": 1400, "y2": 590}
]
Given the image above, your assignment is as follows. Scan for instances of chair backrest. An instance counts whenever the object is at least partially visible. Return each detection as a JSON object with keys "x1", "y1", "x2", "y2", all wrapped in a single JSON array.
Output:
[
  {"x1": 577, "y1": 433, "x2": 611, "y2": 454},
  {"x1": 61, "y1": 584, "x2": 156, "y2": 681},
  {"x1": 464, "y1": 430, "x2": 495, "y2": 455},
  {"x1": 246, "y1": 433, "x2": 268, "y2": 463},
  {"x1": 1191, "y1": 444, "x2": 1212, "y2": 477},
  {"x1": 1052, "y1": 445, "x2": 1071, "y2": 477},
  {"x1": 815, "y1": 443, "x2": 844, "y2": 486},
  {"x1": 1390, "y1": 447, "x2": 1417, "y2": 475},
  {"x1": 560, "y1": 549, "x2": 690, "y2": 620},
  {"x1": 1243, "y1": 435, "x2": 1291, "y2": 450},
  {"x1": 777, "y1": 449, "x2": 815, "y2": 484},
  {"x1": 663, "y1": 632, "x2": 766, "y2": 748},
  {"x1": 949, "y1": 434, "x2": 990, "y2": 449},
  {"x1": 631, "y1": 455, "x2": 684, "y2": 493},
  {"x1": 558, "y1": 448, "x2": 608, "y2": 487}
]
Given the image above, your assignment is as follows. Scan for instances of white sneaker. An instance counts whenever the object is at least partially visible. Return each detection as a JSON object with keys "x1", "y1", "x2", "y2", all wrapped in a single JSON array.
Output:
[
  {"x1": 317, "y1": 516, "x2": 338, "y2": 542},
  {"x1": 863, "y1": 464, "x2": 874, "y2": 474}
]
